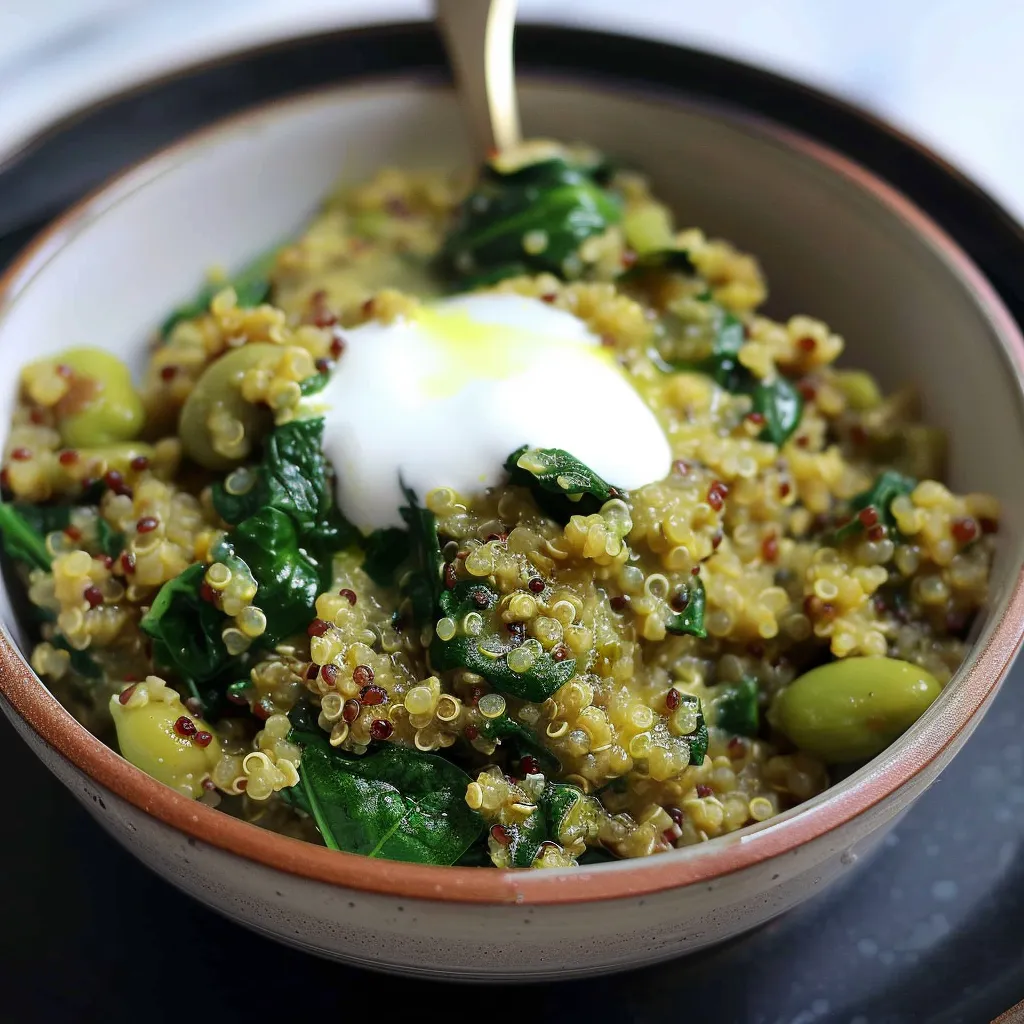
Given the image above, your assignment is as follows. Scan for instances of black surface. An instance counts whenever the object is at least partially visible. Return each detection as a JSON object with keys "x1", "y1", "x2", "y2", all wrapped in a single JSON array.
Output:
[{"x1": 2, "y1": 23, "x2": 1023, "y2": 1024}]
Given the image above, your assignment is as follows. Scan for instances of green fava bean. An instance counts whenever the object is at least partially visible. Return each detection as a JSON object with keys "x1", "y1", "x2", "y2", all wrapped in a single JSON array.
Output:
[
  {"x1": 178, "y1": 343, "x2": 278, "y2": 470},
  {"x1": 109, "y1": 688, "x2": 221, "y2": 798},
  {"x1": 772, "y1": 656, "x2": 941, "y2": 764},
  {"x1": 43, "y1": 348, "x2": 145, "y2": 448}
]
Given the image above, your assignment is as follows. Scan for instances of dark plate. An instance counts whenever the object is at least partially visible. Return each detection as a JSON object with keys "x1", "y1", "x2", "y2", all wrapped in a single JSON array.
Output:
[{"x1": 1, "y1": 22, "x2": 1023, "y2": 1024}]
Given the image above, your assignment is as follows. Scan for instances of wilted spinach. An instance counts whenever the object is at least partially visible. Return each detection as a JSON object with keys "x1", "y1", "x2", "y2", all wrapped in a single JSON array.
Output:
[
  {"x1": 227, "y1": 506, "x2": 321, "y2": 644},
  {"x1": 504, "y1": 445, "x2": 621, "y2": 521},
  {"x1": 212, "y1": 417, "x2": 359, "y2": 576},
  {"x1": 503, "y1": 781, "x2": 585, "y2": 868},
  {"x1": 360, "y1": 527, "x2": 411, "y2": 587},
  {"x1": 619, "y1": 247, "x2": 696, "y2": 282},
  {"x1": 161, "y1": 246, "x2": 278, "y2": 337},
  {"x1": 287, "y1": 701, "x2": 484, "y2": 864},
  {"x1": 833, "y1": 469, "x2": 916, "y2": 544},
  {"x1": 479, "y1": 713, "x2": 561, "y2": 775},
  {"x1": 0, "y1": 502, "x2": 61, "y2": 572},
  {"x1": 398, "y1": 488, "x2": 576, "y2": 702},
  {"x1": 712, "y1": 676, "x2": 759, "y2": 737},
  {"x1": 441, "y1": 151, "x2": 621, "y2": 289},
  {"x1": 682, "y1": 694, "x2": 710, "y2": 765},
  {"x1": 665, "y1": 575, "x2": 708, "y2": 639},
  {"x1": 658, "y1": 299, "x2": 803, "y2": 446},
  {"x1": 430, "y1": 578, "x2": 577, "y2": 703},
  {"x1": 140, "y1": 563, "x2": 234, "y2": 689}
]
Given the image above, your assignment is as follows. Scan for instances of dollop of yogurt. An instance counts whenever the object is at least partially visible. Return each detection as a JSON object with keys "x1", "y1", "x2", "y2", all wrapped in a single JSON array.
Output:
[{"x1": 319, "y1": 293, "x2": 671, "y2": 529}]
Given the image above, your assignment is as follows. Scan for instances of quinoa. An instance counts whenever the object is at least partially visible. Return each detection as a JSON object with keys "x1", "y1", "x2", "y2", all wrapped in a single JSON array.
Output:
[{"x1": 0, "y1": 148, "x2": 999, "y2": 868}]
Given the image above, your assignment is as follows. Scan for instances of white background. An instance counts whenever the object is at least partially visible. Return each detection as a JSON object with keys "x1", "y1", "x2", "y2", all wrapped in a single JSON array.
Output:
[{"x1": 0, "y1": 0, "x2": 1022, "y2": 220}]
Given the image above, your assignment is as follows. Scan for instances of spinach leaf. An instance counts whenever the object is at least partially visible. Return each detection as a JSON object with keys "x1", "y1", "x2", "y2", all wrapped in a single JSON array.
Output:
[
  {"x1": 399, "y1": 488, "x2": 576, "y2": 701},
  {"x1": 505, "y1": 445, "x2": 621, "y2": 522},
  {"x1": 212, "y1": 417, "x2": 359, "y2": 573},
  {"x1": 712, "y1": 676, "x2": 759, "y2": 737},
  {"x1": 658, "y1": 300, "x2": 804, "y2": 446},
  {"x1": 161, "y1": 246, "x2": 278, "y2": 337},
  {"x1": 431, "y1": 578, "x2": 576, "y2": 702},
  {"x1": 665, "y1": 575, "x2": 708, "y2": 639},
  {"x1": 505, "y1": 781, "x2": 584, "y2": 868},
  {"x1": 454, "y1": 841, "x2": 493, "y2": 867},
  {"x1": 441, "y1": 153, "x2": 621, "y2": 289},
  {"x1": 96, "y1": 519, "x2": 125, "y2": 559},
  {"x1": 140, "y1": 563, "x2": 233, "y2": 688},
  {"x1": 0, "y1": 502, "x2": 59, "y2": 571},
  {"x1": 619, "y1": 248, "x2": 696, "y2": 282},
  {"x1": 398, "y1": 484, "x2": 446, "y2": 625},
  {"x1": 288, "y1": 702, "x2": 484, "y2": 864},
  {"x1": 0, "y1": 503, "x2": 105, "y2": 679},
  {"x1": 478, "y1": 713, "x2": 561, "y2": 775},
  {"x1": 298, "y1": 371, "x2": 330, "y2": 397},
  {"x1": 682, "y1": 694, "x2": 710, "y2": 765},
  {"x1": 361, "y1": 527, "x2": 411, "y2": 587},
  {"x1": 753, "y1": 376, "x2": 804, "y2": 448},
  {"x1": 431, "y1": 633, "x2": 576, "y2": 703},
  {"x1": 227, "y1": 506, "x2": 321, "y2": 644},
  {"x1": 833, "y1": 470, "x2": 916, "y2": 544},
  {"x1": 577, "y1": 846, "x2": 619, "y2": 865}
]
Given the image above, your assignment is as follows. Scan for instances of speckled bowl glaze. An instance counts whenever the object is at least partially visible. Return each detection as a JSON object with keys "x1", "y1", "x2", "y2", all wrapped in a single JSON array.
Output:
[{"x1": 1, "y1": 32, "x2": 1024, "y2": 981}]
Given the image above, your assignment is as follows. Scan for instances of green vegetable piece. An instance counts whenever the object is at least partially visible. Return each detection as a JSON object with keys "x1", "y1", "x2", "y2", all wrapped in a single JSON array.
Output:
[
  {"x1": 431, "y1": 579, "x2": 577, "y2": 702},
  {"x1": 430, "y1": 633, "x2": 576, "y2": 703},
  {"x1": 753, "y1": 376, "x2": 804, "y2": 447},
  {"x1": 227, "y1": 506, "x2": 321, "y2": 644},
  {"x1": 288, "y1": 702, "x2": 484, "y2": 864},
  {"x1": 179, "y1": 343, "x2": 278, "y2": 471},
  {"x1": 620, "y1": 248, "x2": 696, "y2": 281},
  {"x1": 505, "y1": 781, "x2": 584, "y2": 868},
  {"x1": 0, "y1": 502, "x2": 60, "y2": 571},
  {"x1": 441, "y1": 151, "x2": 622, "y2": 289},
  {"x1": 772, "y1": 656, "x2": 941, "y2": 764},
  {"x1": 833, "y1": 470, "x2": 916, "y2": 544},
  {"x1": 713, "y1": 676, "x2": 759, "y2": 737},
  {"x1": 360, "y1": 527, "x2": 411, "y2": 586},
  {"x1": 399, "y1": 488, "x2": 577, "y2": 701},
  {"x1": 681, "y1": 694, "x2": 709, "y2": 765},
  {"x1": 109, "y1": 689, "x2": 221, "y2": 798},
  {"x1": 665, "y1": 575, "x2": 707, "y2": 639},
  {"x1": 621, "y1": 202, "x2": 676, "y2": 255},
  {"x1": 298, "y1": 371, "x2": 330, "y2": 397},
  {"x1": 213, "y1": 417, "x2": 359, "y2": 575},
  {"x1": 161, "y1": 246, "x2": 278, "y2": 337},
  {"x1": 505, "y1": 445, "x2": 621, "y2": 522},
  {"x1": 96, "y1": 518, "x2": 124, "y2": 559},
  {"x1": 478, "y1": 713, "x2": 561, "y2": 775},
  {"x1": 140, "y1": 563, "x2": 233, "y2": 688},
  {"x1": 398, "y1": 484, "x2": 447, "y2": 626},
  {"x1": 577, "y1": 846, "x2": 619, "y2": 865},
  {"x1": 657, "y1": 300, "x2": 803, "y2": 445},
  {"x1": 31, "y1": 348, "x2": 145, "y2": 449},
  {"x1": 454, "y1": 841, "x2": 494, "y2": 867}
]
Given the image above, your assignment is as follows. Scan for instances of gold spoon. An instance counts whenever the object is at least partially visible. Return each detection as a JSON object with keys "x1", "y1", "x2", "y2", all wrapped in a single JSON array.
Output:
[{"x1": 435, "y1": 0, "x2": 522, "y2": 156}]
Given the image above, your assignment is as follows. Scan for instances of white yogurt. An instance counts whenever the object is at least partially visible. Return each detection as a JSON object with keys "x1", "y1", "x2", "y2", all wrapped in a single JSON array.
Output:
[{"x1": 318, "y1": 293, "x2": 671, "y2": 529}]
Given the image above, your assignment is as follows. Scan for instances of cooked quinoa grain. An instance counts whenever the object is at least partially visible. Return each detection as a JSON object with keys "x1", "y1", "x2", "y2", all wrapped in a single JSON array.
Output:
[{"x1": 0, "y1": 141, "x2": 998, "y2": 868}]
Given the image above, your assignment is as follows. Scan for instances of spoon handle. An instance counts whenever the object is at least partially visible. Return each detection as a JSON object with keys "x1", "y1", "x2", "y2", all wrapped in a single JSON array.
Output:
[{"x1": 435, "y1": 0, "x2": 522, "y2": 155}]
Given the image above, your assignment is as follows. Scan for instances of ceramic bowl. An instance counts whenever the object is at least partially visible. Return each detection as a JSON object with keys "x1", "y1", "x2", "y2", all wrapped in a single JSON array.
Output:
[{"x1": 1, "y1": 29, "x2": 1024, "y2": 982}]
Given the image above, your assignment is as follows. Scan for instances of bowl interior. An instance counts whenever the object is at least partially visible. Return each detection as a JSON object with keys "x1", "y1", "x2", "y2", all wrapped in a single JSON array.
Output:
[{"x1": 0, "y1": 77, "x2": 1021, "y2": 786}]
